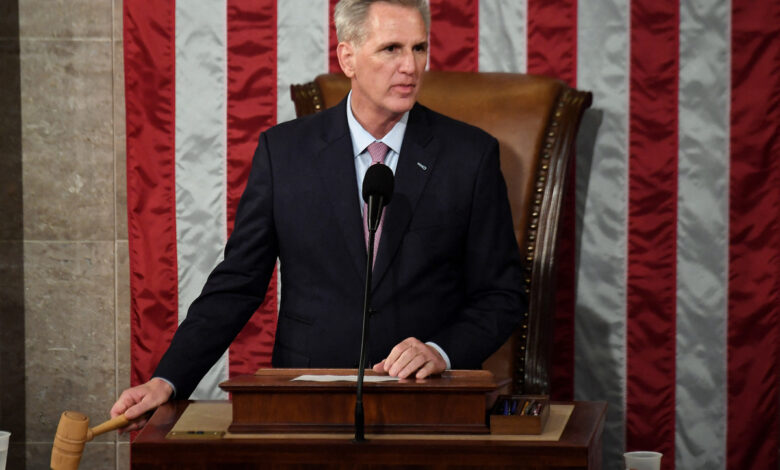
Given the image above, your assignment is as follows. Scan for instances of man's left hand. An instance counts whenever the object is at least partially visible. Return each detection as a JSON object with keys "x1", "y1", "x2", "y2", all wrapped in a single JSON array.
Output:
[{"x1": 372, "y1": 337, "x2": 447, "y2": 379}]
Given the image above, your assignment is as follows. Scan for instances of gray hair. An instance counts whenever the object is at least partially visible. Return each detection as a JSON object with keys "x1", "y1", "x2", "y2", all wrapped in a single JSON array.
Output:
[{"x1": 334, "y1": 0, "x2": 431, "y2": 45}]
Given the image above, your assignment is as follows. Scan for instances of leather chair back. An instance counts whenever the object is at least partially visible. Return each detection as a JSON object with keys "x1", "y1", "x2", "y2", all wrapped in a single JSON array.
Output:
[{"x1": 291, "y1": 71, "x2": 592, "y2": 394}]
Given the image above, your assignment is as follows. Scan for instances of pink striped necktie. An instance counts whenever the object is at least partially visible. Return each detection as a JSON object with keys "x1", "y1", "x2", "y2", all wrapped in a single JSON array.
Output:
[{"x1": 363, "y1": 141, "x2": 390, "y2": 264}]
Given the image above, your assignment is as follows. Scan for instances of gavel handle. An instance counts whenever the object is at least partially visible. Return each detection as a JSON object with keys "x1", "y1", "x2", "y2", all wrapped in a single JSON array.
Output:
[{"x1": 88, "y1": 415, "x2": 131, "y2": 440}]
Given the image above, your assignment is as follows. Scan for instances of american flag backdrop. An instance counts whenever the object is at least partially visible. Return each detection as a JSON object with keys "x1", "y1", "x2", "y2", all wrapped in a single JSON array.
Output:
[{"x1": 122, "y1": 1, "x2": 779, "y2": 469}]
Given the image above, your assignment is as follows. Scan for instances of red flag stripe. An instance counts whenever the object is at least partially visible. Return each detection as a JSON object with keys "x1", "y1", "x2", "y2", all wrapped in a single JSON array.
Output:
[
  {"x1": 328, "y1": 0, "x2": 340, "y2": 73},
  {"x1": 727, "y1": 0, "x2": 780, "y2": 467},
  {"x1": 626, "y1": 2, "x2": 678, "y2": 466},
  {"x1": 328, "y1": 0, "x2": 341, "y2": 73},
  {"x1": 124, "y1": 0, "x2": 179, "y2": 388},
  {"x1": 226, "y1": 0, "x2": 277, "y2": 234},
  {"x1": 526, "y1": 0, "x2": 577, "y2": 85},
  {"x1": 226, "y1": 0, "x2": 279, "y2": 377},
  {"x1": 526, "y1": 0, "x2": 578, "y2": 401},
  {"x1": 428, "y1": 0, "x2": 479, "y2": 72}
]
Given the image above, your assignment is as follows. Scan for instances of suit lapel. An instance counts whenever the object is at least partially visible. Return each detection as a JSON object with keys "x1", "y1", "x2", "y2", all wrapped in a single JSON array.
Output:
[
  {"x1": 372, "y1": 104, "x2": 438, "y2": 289},
  {"x1": 312, "y1": 99, "x2": 367, "y2": 279}
]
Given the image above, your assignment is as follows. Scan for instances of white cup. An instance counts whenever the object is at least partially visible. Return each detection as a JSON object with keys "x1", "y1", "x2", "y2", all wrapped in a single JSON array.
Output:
[
  {"x1": 624, "y1": 451, "x2": 662, "y2": 470},
  {"x1": 0, "y1": 431, "x2": 10, "y2": 470}
]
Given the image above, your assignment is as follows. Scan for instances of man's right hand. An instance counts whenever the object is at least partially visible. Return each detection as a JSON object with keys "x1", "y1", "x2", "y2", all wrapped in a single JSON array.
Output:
[{"x1": 110, "y1": 378, "x2": 174, "y2": 433}]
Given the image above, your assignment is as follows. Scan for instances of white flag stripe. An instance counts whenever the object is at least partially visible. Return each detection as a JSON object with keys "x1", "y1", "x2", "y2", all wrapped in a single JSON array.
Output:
[
  {"x1": 675, "y1": 0, "x2": 730, "y2": 468},
  {"x1": 276, "y1": 0, "x2": 330, "y2": 124},
  {"x1": 478, "y1": 0, "x2": 527, "y2": 73},
  {"x1": 175, "y1": 2, "x2": 229, "y2": 400},
  {"x1": 574, "y1": 0, "x2": 630, "y2": 466}
]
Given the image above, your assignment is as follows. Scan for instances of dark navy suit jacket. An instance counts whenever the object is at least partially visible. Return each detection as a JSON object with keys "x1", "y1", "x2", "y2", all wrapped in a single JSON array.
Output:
[{"x1": 155, "y1": 98, "x2": 526, "y2": 399}]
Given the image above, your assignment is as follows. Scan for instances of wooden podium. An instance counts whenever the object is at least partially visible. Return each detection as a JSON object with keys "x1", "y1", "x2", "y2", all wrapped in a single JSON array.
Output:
[
  {"x1": 130, "y1": 369, "x2": 607, "y2": 469},
  {"x1": 131, "y1": 401, "x2": 606, "y2": 469},
  {"x1": 220, "y1": 368, "x2": 498, "y2": 434}
]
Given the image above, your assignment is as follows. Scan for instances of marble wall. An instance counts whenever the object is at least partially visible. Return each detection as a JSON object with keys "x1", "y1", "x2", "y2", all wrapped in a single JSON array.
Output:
[{"x1": 0, "y1": 0, "x2": 130, "y2": 468}]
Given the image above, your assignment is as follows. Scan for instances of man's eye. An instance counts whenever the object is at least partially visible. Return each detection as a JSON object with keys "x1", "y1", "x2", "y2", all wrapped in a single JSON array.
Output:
[
  {"x1": 385, "y1": 45, "x2": 397, "y2": 52},
  {"x1": 413, "y1": 44, "x2": 427, "y2": 53}
]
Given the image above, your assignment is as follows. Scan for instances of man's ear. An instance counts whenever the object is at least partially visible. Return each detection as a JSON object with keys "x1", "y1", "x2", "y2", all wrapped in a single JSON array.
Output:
[{"x1": 337, "y1": 42, "x2": 356, "y2": 78}]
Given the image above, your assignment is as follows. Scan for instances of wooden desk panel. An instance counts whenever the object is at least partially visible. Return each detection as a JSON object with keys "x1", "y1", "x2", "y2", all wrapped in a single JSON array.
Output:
[
  {"x1": 132, "y1": 401, "x2": 606, "y2": 469},
  {"x1": 223, "y1": 369, "x2": 498, "y2": 434}
]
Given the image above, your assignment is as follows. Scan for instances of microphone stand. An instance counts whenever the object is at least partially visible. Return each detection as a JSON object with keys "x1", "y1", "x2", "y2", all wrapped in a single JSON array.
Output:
[{"x1": 355, "y1": 195, "x2": 382, "y2": 443}]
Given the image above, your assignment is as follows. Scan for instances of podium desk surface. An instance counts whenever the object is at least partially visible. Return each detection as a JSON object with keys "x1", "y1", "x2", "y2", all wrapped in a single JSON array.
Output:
[{"x1": 132, "y1": 400, "x2": 606, "y2": 470}]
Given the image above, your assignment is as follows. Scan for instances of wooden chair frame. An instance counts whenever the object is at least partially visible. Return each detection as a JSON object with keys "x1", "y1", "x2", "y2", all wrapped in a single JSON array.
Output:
[{"x1": 291, "y1": 71, "x2": 592, "y2": 394}]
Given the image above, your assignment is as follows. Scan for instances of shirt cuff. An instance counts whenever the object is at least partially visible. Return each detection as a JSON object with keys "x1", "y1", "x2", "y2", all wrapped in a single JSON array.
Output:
[
  {"x1": 152, "y1": 376, "x2": 177, "y2": 399},
  {"x1": 425, "y1": 342, "x2": 451, "y2": 369}
]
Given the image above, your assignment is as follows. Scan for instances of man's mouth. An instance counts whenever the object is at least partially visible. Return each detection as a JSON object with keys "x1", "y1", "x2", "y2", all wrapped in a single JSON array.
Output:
[{"x1": 392, "y1": 83, "x2": 416, "y2": 93}]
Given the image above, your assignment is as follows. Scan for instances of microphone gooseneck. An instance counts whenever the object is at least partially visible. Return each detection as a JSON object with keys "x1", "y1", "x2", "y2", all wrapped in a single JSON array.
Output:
[{"x1": 355, "y1": 163, "x2": 394, "y2": 443}]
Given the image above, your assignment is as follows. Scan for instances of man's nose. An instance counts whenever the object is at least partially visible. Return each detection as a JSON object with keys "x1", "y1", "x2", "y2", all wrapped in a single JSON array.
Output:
[{"x1": 398, "y1": 49, "x2": 417, "y2": 73}]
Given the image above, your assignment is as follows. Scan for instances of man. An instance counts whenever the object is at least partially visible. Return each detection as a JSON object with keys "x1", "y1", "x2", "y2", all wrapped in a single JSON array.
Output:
[{"x1": 111, "y1": 0, "x2": 525, "y2": 431}]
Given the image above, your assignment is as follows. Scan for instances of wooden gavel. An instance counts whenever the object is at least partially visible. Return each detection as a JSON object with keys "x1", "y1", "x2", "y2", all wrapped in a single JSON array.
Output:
[{"x1": 50, "y1": 411, "x2": 130, "y2": 470}]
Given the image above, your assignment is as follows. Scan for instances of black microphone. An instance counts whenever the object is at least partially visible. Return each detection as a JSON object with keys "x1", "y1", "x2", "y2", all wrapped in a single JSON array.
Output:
[
  {"x1": 362, "y1": 163, "x2": 394, "y2": 232},
  {"x1": 354, "y1": 163, "x2": 394, "y2": 443}
]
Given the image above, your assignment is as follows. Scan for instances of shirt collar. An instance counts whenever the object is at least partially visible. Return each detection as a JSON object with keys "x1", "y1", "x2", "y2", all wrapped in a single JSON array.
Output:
[{"x1": 346, "y1": 91, "x2": 408, "y2": 158}]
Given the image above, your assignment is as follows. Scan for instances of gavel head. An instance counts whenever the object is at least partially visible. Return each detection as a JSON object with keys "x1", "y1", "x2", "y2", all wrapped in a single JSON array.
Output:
[{"x1": 51, "y1": 411, "x2": 91, "y2": 470}]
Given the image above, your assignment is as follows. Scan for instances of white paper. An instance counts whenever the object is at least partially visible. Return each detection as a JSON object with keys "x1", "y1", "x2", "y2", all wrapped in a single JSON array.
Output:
[{"x1": 291, "y1": 374, "x2": 400, "y2": 383}]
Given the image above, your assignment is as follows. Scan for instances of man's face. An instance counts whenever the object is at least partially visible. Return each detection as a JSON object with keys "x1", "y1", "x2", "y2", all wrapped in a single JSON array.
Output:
[{"x1": 338, "y1": 2, "x2": 428, "y2": 130}]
